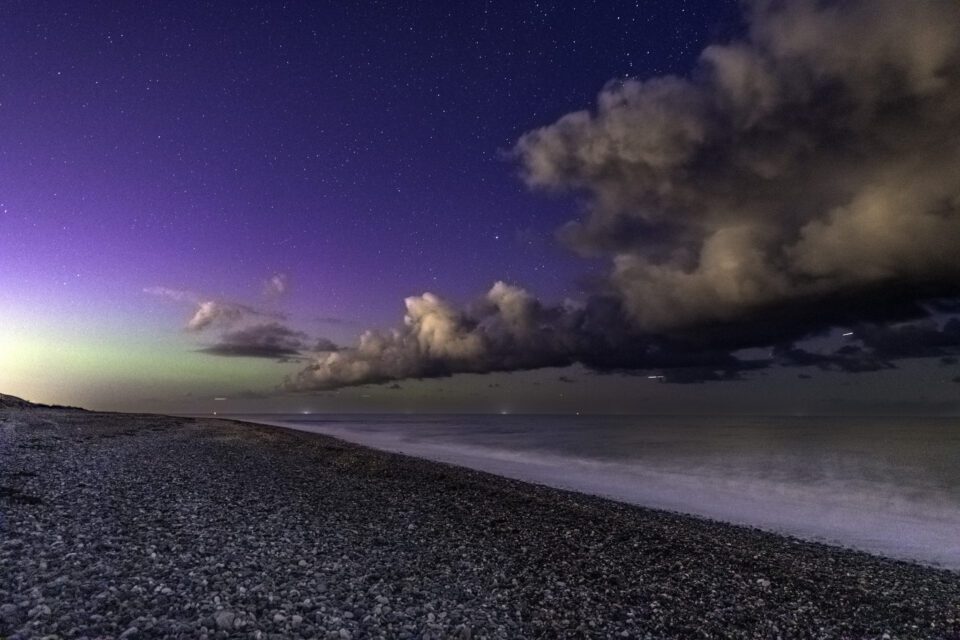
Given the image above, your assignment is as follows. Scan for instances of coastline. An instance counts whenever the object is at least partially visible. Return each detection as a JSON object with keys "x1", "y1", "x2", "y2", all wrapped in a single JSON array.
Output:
[
  {"x1": 233, "y1": 414, "x2": 960, "y2": 572},
  {"x1": 2, "y1": 407, "x2": 959, "y2": 639}
]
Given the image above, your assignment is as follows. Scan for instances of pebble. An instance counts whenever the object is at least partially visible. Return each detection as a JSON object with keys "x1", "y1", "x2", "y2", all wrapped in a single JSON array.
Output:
[
  {"x1": 213, "y1": 610, "x2": 235, "y2": 630},
  {"x1": 1, "y1": 407, "x2": 959, "y2": 640}
]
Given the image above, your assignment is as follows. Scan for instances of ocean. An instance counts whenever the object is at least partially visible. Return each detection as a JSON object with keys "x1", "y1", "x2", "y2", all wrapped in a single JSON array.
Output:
[{"x1": 232, "y1": 413, "x2": 960, "y2": 570}]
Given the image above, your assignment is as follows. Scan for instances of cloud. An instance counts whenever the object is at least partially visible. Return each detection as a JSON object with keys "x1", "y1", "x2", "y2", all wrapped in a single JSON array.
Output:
[
  {"x1": 198, "y1": 322, "x2": 308, "y2": 359},
  {"x1": 285, "y1": 281, "x2": 769, "y2": 390},
  {"x1": 288, "y1": 0, "x2": 960, "y2": 391},
  {"x1": 775, "y1": 319, "x2": 960, "y2": 373},
  {"x1": 286, "y1": 283, "x2": 573, "y2": 390},
  {"x1": 147, "y1": 285, "x2": 284, "y2": 332},
  {"x1": 515, "y1": 0, "x2": 960, "y2": 336},
  {"x1": 264, "y1": 273, "x2": 289, "y2": 298},
  {"x1": 312, "y1": 338, "x2": 340, "y2": 352},
  {"x1": 186, "y1": 300, "x2": 283, "y2": 332}
]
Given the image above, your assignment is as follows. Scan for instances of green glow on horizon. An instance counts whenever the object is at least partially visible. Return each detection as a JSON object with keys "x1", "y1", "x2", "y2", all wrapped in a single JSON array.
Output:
[{"x1": 0, "y1": 323, "x2": 291, "y2": 410}]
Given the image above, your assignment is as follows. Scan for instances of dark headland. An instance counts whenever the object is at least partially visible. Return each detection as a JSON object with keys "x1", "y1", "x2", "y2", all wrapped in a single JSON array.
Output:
[{"x1": 2, "y1": 400, "x2": 959, "y2": 639}]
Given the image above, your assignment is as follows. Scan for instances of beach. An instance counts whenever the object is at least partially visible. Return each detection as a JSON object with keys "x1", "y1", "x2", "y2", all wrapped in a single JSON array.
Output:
[{"x1": 2, "y1": 407, "x2": 960, "y2": 639}]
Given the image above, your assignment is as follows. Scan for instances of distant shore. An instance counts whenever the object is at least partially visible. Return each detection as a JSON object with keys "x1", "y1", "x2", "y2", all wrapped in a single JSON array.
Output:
[{"x1": 2, "y1": 407, "x2": 959, "y2": 639}]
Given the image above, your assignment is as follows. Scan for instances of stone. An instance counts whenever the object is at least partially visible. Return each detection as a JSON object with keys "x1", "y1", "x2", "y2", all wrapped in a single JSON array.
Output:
[
  {"x1": 0, "y1": 604, "x2": 20, "y2": 623},
  {"x1": 213, "y1": 610, "x2": 235, "y2": 630}
]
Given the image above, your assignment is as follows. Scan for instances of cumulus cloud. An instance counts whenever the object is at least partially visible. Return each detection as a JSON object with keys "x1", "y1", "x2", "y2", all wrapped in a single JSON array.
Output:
[
  {"x1": 285, "y1": 281, "x2": 768, "y2": 390},
  {"x1": 185, "y1": 300, "x2": 283, "y2": 332},
  {"x1": 264, "y1": 273, "x2": 289, "y2": 298},
  {"x1": 198, "y1": 323, "x2": 308, "y2": 359},
  {"x1": 288, "y1": 0, "x2": 960, "y2": 391},
  {"x1": 146, "y1": 286, "x2": 284, "y2": 332},
  {"x1": 515, "y1": 0, "x2": 960, "y2": 335},
  {"x1": 286, "y1": 283, "x2": 573, "y2": 390}
]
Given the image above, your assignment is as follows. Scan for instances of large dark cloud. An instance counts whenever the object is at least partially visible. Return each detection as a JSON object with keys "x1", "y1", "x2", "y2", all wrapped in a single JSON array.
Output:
[
  {"x1": 199, "y1": 323, "x2": 309, "y2": 360},
  {"x1": 287, "y1": 0, "x2": 960, "y2": 391},
  {"x1": 777, "y1": 319, "x2": 960, "y2": 374}
]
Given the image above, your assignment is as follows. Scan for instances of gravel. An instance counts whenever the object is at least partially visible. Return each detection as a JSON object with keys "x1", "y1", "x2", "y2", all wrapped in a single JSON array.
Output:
[{"x1": 2, "y1": 407, "x2": 959, "y2": 639}]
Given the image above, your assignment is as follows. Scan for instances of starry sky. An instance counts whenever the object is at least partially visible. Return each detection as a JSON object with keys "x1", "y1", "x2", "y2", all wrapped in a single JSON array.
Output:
[{"x1": 2, "y1": 0, "x2": 958, "y2": 414}]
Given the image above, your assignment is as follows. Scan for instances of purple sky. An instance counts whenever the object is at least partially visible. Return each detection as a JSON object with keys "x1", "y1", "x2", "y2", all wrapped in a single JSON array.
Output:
[{"x1": 2, "y1": 1, "x2": 958, "y2": 414}]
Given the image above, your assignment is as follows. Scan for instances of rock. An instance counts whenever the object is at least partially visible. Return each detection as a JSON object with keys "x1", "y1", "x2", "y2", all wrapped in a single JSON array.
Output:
[
  {"x1": 29, "y1": 604, "x2": 51, "y2": 618},
  {"x1": 0, "y1": 604, "x2": 21, "y2": 624},
  {"x1": 119, "y1": 626, "x2": 139, "y2": 638},
  {"x1": 291, "y1": 614, "x2": 303, "y2": 626},
  {"x1": 213, "y1": 610, "x2": 235, "y2": 630},
  {"x1": 272, "y1": 613, "x2": 286, "y2": 624},
  {"x1": 339, "y1": 628, "x2": 352, "y2": 639}
]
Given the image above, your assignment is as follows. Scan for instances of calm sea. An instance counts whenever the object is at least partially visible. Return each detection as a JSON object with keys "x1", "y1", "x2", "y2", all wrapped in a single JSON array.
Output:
[{"x1": 231, "y1": 413, "x2": 960, "y2": 570}]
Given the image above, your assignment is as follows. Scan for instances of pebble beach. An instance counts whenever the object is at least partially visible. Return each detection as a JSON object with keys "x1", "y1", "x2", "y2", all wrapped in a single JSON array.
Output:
[{"x1": 2, "y1": 406, "x2": 959, "y2": 639}]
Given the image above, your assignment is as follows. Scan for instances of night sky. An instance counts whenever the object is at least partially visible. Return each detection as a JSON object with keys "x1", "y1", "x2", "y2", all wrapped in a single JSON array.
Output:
[{"x1": 2, "y1": 1, "x2": 959, "y2": 414}]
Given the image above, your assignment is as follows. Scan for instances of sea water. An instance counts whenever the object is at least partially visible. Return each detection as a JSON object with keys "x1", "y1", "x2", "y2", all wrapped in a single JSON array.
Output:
[{"x1": 233, "y1": 413, "x2": 960, "y2": 570}]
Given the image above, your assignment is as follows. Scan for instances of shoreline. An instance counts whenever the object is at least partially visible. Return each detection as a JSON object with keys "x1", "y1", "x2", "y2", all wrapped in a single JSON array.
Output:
[
  {"x1": 3, "y1": 407, "x2": 960, "y2": 639},
  {"x1": 233, "y1": 415, "x2": 960, "y2": 572}
]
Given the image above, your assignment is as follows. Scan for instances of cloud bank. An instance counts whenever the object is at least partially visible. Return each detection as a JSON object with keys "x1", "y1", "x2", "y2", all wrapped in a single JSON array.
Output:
[
  {"x1": 198, "y1": 323, "x2": 309, "y2": 360},
  {"x1": 286, "y1": 0, "x2": 960, "y2": 390}
]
